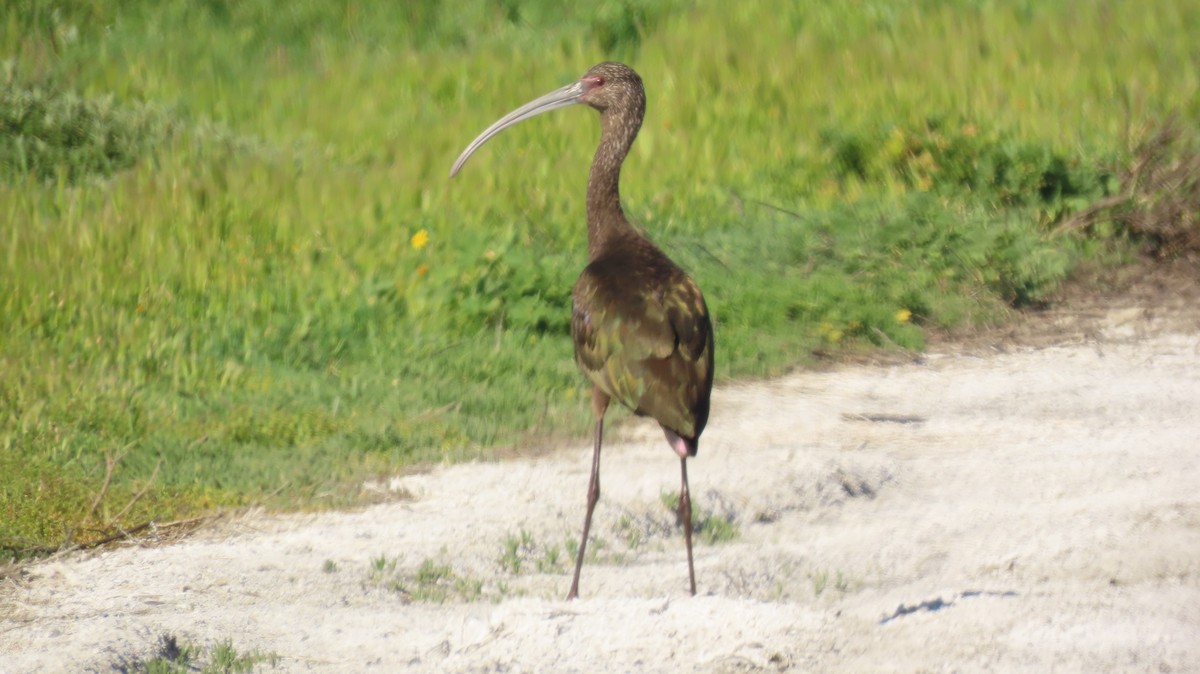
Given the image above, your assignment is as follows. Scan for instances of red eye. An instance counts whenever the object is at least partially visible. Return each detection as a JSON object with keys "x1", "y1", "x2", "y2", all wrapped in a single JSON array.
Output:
[{"x1": 584, "y1": 75, "x2": 605, "y2": 89}]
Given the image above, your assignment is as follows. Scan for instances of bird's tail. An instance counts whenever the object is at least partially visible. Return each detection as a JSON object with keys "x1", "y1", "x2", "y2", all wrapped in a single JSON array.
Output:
[{"x1": 662, "y1": 427, "x2": 698, "y2": 458}]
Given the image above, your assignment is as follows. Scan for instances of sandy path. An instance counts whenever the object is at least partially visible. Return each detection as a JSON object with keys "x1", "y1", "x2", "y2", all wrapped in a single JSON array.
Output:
[{"x1": 2, "y1": 321, "x2": 1199, "y2": 672}]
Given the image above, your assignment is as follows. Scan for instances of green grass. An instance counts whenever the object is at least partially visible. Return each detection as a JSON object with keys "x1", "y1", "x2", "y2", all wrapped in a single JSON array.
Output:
[
  {"x1": 498, "y1": 527, "x2": 567, "y2": 575},
  {"x1": 367, "y1": 553, "x2": 485, "y2": 603},
  {"x1": 112, "y1": 633, "x2": 278, "y2": 674},
  {"x1": 811, "y1": 568, "x2": 853, "y2": 598},
  {"x1": 3, "y1": 0, "x2": 1198, "y2": 555},
  {"x1": 659, "y1": 490, "x2": 740, "y2": 544}
]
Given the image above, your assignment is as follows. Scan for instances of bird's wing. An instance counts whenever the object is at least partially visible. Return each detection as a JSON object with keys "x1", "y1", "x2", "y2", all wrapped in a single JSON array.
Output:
[
  {"x1": 572, "y1": 266, "x2": 673, "y2": 366},
  {"x1": 571, "y1": 260, "x2": 712, "y2": 436}
]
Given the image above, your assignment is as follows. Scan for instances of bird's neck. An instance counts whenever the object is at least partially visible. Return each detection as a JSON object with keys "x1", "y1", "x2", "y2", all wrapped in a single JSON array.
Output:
[{"x1": 586, "y1": 107, "x2": 641, "y2": 260}]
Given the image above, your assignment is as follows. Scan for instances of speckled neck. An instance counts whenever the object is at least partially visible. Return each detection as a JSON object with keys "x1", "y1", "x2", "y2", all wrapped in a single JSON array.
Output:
[{"x1": 586, "y1": 94, "x2": 644, "y2": 260}]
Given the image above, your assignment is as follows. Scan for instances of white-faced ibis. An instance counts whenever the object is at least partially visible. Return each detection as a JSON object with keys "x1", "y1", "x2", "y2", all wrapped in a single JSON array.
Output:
[{"x1": 450, "y1": 62, "x2": 714, "y2": 600}]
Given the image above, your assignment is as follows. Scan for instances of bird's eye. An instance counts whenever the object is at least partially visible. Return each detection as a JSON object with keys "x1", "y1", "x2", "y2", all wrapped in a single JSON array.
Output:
[{"x1": 584, "y1": 75, "x2": 605, "y2": 89}]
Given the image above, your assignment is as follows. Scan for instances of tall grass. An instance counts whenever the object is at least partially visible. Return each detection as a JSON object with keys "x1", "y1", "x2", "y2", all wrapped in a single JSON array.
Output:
[{"x1": 2, "y1": 0, "x2": 1196, "y2": 554}]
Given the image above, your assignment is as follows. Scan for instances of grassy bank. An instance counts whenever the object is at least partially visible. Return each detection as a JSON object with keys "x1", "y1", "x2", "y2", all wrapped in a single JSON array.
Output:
[{"x1": 2, "y1": 0, "x2": 1197, "y2": 555}]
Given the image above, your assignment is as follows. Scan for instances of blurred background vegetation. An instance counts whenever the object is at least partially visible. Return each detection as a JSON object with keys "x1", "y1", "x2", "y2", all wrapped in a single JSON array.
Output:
[{"x1": 2, "y1": 0, "x2": 1198, "y2": 556}]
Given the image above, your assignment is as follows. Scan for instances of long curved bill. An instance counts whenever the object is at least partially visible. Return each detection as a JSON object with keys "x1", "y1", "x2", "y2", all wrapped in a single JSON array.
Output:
[{"x1": 449, "y1": 79, "x2": 587, "y2": 178}]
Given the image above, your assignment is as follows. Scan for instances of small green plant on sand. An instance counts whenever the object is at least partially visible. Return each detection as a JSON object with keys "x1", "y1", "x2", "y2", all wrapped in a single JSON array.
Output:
[
  {"x1": 811, "y1": 568, "x2": 852, "y2": 597},
  {"x1": 111, "y1": 633, "x2": 278, "y2": 674},
  {"x1": 498, "y1": 528, "x2": 566, "y2": 575},
  {"x1": 367, "y1": 555, "x2": 484, "y2": 603},
  {"x1": 660, "y1": 491, "x2": 740, "y2": 544}
]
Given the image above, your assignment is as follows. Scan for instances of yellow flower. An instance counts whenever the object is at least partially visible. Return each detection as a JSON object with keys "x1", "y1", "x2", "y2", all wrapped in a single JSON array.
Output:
[
  {"x1": 410, "y1": 229, "x2": 429, "y2": 250},
  {"x1": 883, "y1": 127, "x2": 906, "y2": 160},
  {"x1": 895, "y1": 308, "x2": 912, "y2": 323},
  {"x1": 817, "y1": 321, "x2": 842, "y2": 344}
]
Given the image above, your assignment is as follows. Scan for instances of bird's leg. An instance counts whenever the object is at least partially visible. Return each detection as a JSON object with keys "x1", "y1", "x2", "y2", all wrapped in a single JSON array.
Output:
[
  {"x1": 679, "y1": 457, "x2": 696, "y2": 596},
  {"x1": 568, "y1": 389, "x2": 610, "y2": 601}
]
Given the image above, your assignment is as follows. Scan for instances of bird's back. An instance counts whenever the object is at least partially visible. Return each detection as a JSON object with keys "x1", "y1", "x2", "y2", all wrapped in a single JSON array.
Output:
[{"x1": 571, "y1": 236, "x2": 713, "y2": 447}]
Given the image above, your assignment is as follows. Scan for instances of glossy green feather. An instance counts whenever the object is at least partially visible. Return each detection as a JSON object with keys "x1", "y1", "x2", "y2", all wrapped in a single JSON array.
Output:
[{"x1": 571, "y1": 236, "x2": 714, "y2": 441}]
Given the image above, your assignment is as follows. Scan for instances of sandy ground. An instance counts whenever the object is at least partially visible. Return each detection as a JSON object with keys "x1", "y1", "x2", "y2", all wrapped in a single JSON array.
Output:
[{"x1": 2, "y1": 281, "x2": 1200, "y2": 672}]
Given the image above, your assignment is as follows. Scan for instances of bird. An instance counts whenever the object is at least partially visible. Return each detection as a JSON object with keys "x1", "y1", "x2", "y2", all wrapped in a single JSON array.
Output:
[{"x1": 450, "y1": 62, "x2": 714, "y2": 600}]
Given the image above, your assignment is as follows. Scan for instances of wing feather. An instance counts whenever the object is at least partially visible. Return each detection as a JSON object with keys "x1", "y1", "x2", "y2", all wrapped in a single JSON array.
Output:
[{"x1": 571, "y1": 248, "x2": 713, "y2": 440}]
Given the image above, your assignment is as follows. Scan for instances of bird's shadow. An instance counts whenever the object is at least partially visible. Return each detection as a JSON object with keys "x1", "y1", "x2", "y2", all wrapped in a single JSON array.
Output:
[{"x1": 879, "y1": 589, "x2": 1019, "y2": 624}]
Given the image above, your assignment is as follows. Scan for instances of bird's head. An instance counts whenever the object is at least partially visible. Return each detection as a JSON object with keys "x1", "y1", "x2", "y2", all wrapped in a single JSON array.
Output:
[
  {"x1": 576, "y1": 62, "x2": 644, "y2": 115},
  {"x1": 450, "y1": 62, "x2": 645, "y2": 178}
]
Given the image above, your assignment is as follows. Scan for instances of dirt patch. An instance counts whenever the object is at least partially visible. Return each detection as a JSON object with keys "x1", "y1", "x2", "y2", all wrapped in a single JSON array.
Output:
[
  {"x1": 931, "y1": 254, "x2": 1200, "y2": 351},
  {"x1": 1, "y1": 259, "x2": 1199, "y2": 673}
]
